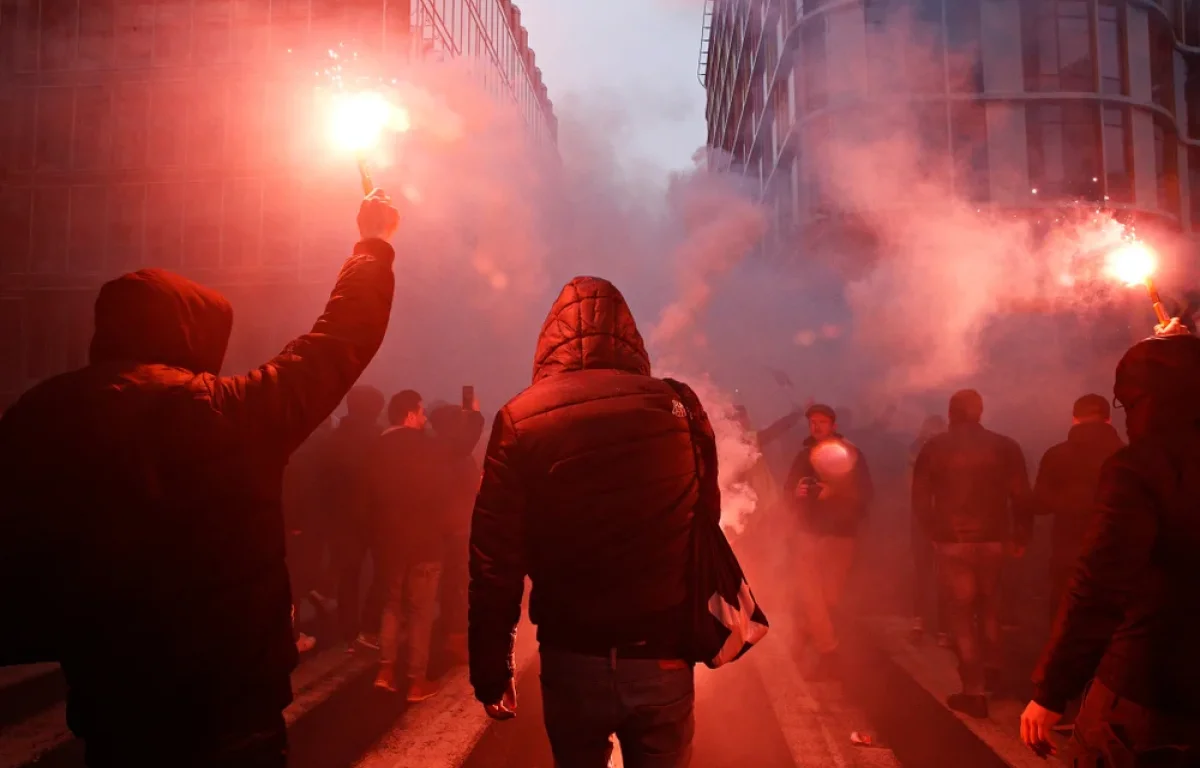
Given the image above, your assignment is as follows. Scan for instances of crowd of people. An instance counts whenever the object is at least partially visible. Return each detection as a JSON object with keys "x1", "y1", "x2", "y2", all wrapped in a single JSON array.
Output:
[{"x1": 0, "y1": 190, "x2": 1197, "y2": 768}]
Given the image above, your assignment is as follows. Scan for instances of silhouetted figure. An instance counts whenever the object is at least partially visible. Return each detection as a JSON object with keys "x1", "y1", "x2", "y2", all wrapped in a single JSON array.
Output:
[
  {"x1": 782, "y1": 404, "x2": 874, "y2": 679},
  {"x1": 469, "y1": 277, "x2": 709, "y2": 767},
  {"x1": 0, "y1": 192, "x2": 399, "y2": 766},
  {"x1": 1033, "y1": 395, "x2": 1124, "y2": 625},
  {"x1": 912, "y1": 389, "x2": 1031, "y2": 719},
  {"x1": 1023, "y1": 334, "x2": 1200, "y2": 764},
  {"x1": 909, "y1": 415, "x2": 948, "y2": 646},
  {"x1": 327, "y1": 385, "x2": 388, "y2": 647},
  {"x1": 429, "y1": 400, "x2": 486, "y2": 666},
  {"x1": 369, "y1": 390, "x2": 453, "y2": 702}
]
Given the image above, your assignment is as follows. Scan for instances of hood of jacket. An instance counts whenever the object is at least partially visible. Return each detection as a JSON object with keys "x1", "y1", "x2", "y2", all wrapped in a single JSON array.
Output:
[
  {"x1": 532, "y1": 276, "x2": 651, "y2": 384},
  {"x1": 1115, "y1": 334, "x2": 1200, "y2": 439},
  {"x1": 88, "y1": 268, "x2": 233, "y2": 375}
]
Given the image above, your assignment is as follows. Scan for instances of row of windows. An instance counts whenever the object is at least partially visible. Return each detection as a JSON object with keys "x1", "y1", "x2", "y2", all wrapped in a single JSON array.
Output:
[
  {"x1": 748, "y1": 100, "x2": 1185, "y2": 238},
  {"x1": 0, "y1": 180, "x2": 353, "y2": 277},
  {"x1": 1, "y1": 0, "x2": 407, "y2": 73},
  {"x1": 1, "y1": 80, "x2": 331, "y2": 173}
]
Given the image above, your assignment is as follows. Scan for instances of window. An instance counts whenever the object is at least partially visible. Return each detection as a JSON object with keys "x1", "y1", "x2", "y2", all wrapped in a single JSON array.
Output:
[
  {"x1": 1028, "y1": 103, "x2": 1101, "y2": 200},
  {"x1": 187, "y1": 84, "x2": 227, "y2": 169},
  {"x1": 114, "y1": 2, "x2": 154, "y2": 69},
  {"x1": 0, "y1": 299, "x2": 22, "y2": 394},
  {"x1": 182, "y1": 181, "x2": 223, "y2": 270},
  {"x1": 1190, "y1": 148, "x2": 1200, "y2": 231},
  {"x1": 231, "y1": 0, "x2": 270, "y2": 64},
  {"x1": 31, "y1": 188, "x2": 69, "y2": 274},
  {"x1": 1103, "y1": 107, "x2": 1132, "y2": 203},
  {"x1": 144, "y1": 183, "x2": 186, "y2": 270},
  {"x1": 147, "y1": 82, "x2": 186, "y2": 168},
  {"x1": 0, "y1": 187, "x2": 32, "y2": 275},
  {"x1": 800, "y1": 16, "x2": 827, "y2": 114},
  {"x1": 108, "y1": 185, "x2": 146, "y2": 272},
  {"x1": 951, "y1": 102, "x2": 989, "y2": 201},
  {"x1": 193, "y1": 0, "x2": 232, "y2": 64},
  {"x1": 1150, "y1": 24, "x2": 1175, "y2": 114},
  {"x1": 68, "y1": 186, "x2": 108, "y2": 275},
  {"x1": 78, "y1": 0, "x2": 116, "y2": 69},
  {"x1": 946, "y1": 0, "x2": 984, "y2": 93},
  {"x1": 111, "y1": 83, "x2": 149, "y2": 169},
  {"x1": 154, "y1": 2, "x2": 192, "y2": 67},
  {"x1": 1154, "y1": 120, "x2": 1179, "y2": 216},
  {"x1": 227, "y1": 81, "x2": 265, "y2": 169},
  {"x1": 914, "y1": 103, "x2": 951, "y2": 188},
  {"x1": 220, "y1": 177, "x2": 263, "y2": 269},
  {"x1": 261, "y1": 185, "x2": 303, "y2": 266},
  {"x1": 39, "y1": 0, "x2": 78, "y2": 72},
  {"x1": 73, "y1": 86, "x2": 113, "y2": 171},
  {"x1": 803, "y1": 116, "x2": 830, "y2": 216},
  {"x1": 35, "y1": 87, "x2": 74, "y2": 172},
  {"x1": 1098, "y1": 2, "x2": 1124, "y2": 95},
  {"x1": 1024, "y1": 0, "x2": 1093, "y2": 92},
  {"x1": 1188, "y1": 70, "x2": 1200, "y2": 140},
  {"x1": 4, "y1": 88, "x2": 37, "y2": 173},
  {"x1": 865, "y1": 0, "x2": 903, "y2": 95}
]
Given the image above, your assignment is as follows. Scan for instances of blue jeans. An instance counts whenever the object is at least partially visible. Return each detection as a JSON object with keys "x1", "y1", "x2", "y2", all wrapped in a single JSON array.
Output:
[{"x1": 539, "y1": 648, "x2": 695, "y2": 768}]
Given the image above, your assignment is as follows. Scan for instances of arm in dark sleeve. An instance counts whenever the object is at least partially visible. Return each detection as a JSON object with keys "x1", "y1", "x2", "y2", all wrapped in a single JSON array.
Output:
[
  {"x1": 756, "y1": 409, "x2": 804, "y2": 448},
  {"x1": 855, "y1": 448, "x2": 875, "y2": 512},
  {"x1": 1008, "y1": 439, "x2": 1034, "y2": 545},
  {"x1": 1032, "y1": 452, "x2": 1156, "y2": 712},
  {"x1": 1031, "y1": 448, "x2": 1061, "y2": 518},
  {"x1": 782, "y1": 448, "x2": 813, "y2": 503},
  {"x1": 911, "y1": 442, "x2": 935, "y2": 537},
  {"x1": 468, "y1": 408, "x2": 527, "y2": 705},
  {"x1": 207, "y1": 239, "x2": 395, "y2": 453}
]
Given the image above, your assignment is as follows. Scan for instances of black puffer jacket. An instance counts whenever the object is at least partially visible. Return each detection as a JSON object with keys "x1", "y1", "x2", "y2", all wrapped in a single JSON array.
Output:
[
  {"x1": 912, "y1": 421, "x2": 1032, "y2": 545},
  {"x1": 1033, "y1": 421, "x2": 1124, "y2": 570},
  {"x1": 468, "y1": 277, "x2": 703, "y2": 705},
  {"x1": 0, "y1": 240, "x2": 394, "y2": 738},
  {"x1": 1034, "y1": 335, "x2": 1200, "y2": 716}
]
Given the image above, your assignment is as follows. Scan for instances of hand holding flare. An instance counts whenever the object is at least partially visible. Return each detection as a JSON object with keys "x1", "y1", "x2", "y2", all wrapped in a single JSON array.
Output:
[{"x1": 1105, "y1": 242, "x2": 1171, "y2": 328}]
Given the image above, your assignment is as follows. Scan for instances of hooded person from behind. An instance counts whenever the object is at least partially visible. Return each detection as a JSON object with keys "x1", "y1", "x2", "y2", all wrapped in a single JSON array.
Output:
[
  {"x1": 1026, "y1": 333, "x2": 1200, "y2": 762},
  {"x1": 1032, "y1": 394, "x2": 1124, "y2": 622},
  {"x1": 468, "y1": 276, "x2": 711, "y2": 768},
  {"x1": 0, "y1": 192, "x2": 399, "y2": 767}
]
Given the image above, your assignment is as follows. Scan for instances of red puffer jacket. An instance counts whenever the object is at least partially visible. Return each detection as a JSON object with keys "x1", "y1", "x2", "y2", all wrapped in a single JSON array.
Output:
[{"x1": 468, "y1": 276, "x2": 706, "y2": 705}]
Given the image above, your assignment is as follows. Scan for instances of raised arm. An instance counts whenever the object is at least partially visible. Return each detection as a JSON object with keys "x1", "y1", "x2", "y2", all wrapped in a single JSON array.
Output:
[
  {"x1": 207, "y1": 192, "x2": 400, "y2": 453},
  {"x1": 468, "y1": 408, "x2": 529, "y2": 706}
]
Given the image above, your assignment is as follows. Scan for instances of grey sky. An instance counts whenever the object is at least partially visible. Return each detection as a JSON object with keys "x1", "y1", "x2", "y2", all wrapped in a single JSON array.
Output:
[{"x1": 514, "y1": 0, "x2": 708, "y2": 174}]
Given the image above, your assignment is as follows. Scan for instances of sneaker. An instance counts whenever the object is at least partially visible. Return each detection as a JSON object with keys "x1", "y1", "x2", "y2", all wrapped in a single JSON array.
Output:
[
  {"x1": 374, "y1": 663, "x2": 400, "y2": 693},
  {"x1": 406, "y1": 677, "x2": 440, "y2": 703},
  {"x1": 356, "y1": 632, "x2": 381, "y2": 651},
  {"x1": 947, "y1": 693, "x2": 989, "y2": 719},
  {"x1": 295, "y1": 633, "x2": 317, "y2": 654}
]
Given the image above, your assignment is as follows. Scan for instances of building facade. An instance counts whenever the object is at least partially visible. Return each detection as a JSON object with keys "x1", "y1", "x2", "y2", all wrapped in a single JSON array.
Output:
[
  {"x1": 701, "y1": 0, "x2": 1200, "y2": 260},
  {"x1": 0, "y1": 0, "x2": 555, "y2": 405}
]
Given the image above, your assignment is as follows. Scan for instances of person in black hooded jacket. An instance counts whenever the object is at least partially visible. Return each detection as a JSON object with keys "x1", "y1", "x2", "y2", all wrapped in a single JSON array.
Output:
[
  {"x1": 1033, "y1": 394, "x2": 1124, "y2": 624},
  {"x1": 468, "y1": 276, "x2": 709, "y2": 768},
  {"x1": 0, "y1": 191, "x2": 399, "y2": 767},
  {"x1": 1022, "y1": 326, "x2": 1200, "y2": 764}
]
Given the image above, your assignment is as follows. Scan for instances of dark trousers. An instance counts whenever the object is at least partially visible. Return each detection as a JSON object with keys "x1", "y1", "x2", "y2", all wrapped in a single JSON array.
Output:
[
  {"x1": 83, "y1": 710, "x2": 288, "y2": 768},
  {"x1": 334, "y1": 525, "x2": 385, "y2": 642},
  {"x1": 539, "y1": 648, "x2": 695, "y2": 768},
  {"x1": 912, "y1": 521, "x2": 942, "y2": 631},
  {"x1": 1069, "y1": 679, "x2": 1200, "y2": 767},
  {"x1": 935, "y1": 541, "x2": 1005, "y2": 695}
]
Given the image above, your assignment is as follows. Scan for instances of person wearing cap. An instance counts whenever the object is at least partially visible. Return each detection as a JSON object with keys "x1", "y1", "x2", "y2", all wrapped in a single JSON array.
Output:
[
  {"x1": 782, "y1": 404, "x2": 874, "y2": 679},
  {"x1": 1033, "y1": 394, "x2": 1124, "y2": 627},
  {"x1": 1021, "y1": 327, "x2": 1200, "y2": 763},
  {"x1": 912, "y1": 389, "x2": 1031, "y2": 719}
]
